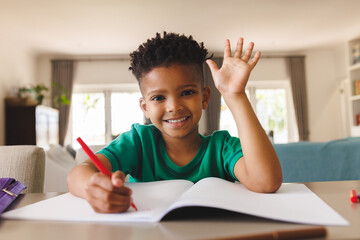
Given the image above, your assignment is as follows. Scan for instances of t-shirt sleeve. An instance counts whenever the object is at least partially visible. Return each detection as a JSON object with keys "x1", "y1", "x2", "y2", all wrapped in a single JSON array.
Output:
[
  {"x1": 96, "y1": 125, "x2": 142, "y2": 175},
  {"x1": 222, "y1": 133, "x2": 243, "y2": 181}
]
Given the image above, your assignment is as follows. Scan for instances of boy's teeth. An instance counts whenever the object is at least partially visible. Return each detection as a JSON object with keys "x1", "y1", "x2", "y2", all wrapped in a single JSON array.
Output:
[{"x1": 167, "y1": 117, "x2": 187, "y2": 123}]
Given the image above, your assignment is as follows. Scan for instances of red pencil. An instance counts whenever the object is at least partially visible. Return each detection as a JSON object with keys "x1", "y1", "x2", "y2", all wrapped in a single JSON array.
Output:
[{"x1": 77, "y1": 137, "x2": 138, "y2": 211}]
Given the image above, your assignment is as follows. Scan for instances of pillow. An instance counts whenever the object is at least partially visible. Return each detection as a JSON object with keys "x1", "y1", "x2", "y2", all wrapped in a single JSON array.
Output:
[
  {"x1": 65, "y1": 144, "x2": 76, "y2": 158},
  {"x1": 46, "y1": 144, "x2": 75, "y2": 169}
]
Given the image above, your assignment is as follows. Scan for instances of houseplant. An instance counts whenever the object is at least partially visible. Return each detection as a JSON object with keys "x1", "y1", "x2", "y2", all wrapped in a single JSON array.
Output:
[
  {"x1": 5, "y1": 84, "x2": 49, "y2": 106},
  {"x1": 52, "y1": 82, "x2": 71, "y2": 108},
  {"x1": 18, "y1": 84, "x2": 49, "y2": 105}
]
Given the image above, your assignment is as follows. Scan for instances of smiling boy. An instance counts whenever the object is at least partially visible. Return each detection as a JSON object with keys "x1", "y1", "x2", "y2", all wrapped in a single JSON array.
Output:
[
  {"x1": 138, "y1": 64, "x2": 209, "y2": 167},
  {"x1": 67, "y1": 32, "x2": 283, "y2": 213}
]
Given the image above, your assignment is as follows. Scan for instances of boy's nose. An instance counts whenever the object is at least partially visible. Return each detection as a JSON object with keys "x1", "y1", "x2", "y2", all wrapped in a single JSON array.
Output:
[{"x1": 166, "y1": 99, "x2": 183, "y2": 113}]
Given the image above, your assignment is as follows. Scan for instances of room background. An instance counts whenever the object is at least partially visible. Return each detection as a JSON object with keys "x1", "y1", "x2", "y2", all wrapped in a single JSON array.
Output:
[{"x1": 0, "y1": 0, "x2": 358, "y2": 146}]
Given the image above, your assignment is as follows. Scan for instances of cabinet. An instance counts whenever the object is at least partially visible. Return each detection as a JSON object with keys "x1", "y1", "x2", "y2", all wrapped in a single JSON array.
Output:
[
  {"x1": 348, "y1": 38, "x2": 360, "y2": 136},
  {"x1": 5, "y1": 105, "x2": 59, "y2": 149}
]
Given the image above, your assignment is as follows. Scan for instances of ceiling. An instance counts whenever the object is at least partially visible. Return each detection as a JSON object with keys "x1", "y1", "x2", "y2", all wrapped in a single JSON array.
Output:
[{"x1": 1, "y1": 0, "x2": 360, "y2": 56}]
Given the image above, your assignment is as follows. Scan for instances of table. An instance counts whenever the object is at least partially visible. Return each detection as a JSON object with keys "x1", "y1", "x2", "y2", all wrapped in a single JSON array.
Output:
[{"x1": 1, "y1": 181, "x2": 359, "y2": 240}]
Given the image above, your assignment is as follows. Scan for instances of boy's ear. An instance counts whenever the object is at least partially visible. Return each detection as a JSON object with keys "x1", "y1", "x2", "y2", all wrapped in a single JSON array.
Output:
[
  {"x1": 139, "y1": 98, "x2": 150, "y2": 118},
  {"x1": 202, "y1": 86, "x2": 211, "y2": 109}
]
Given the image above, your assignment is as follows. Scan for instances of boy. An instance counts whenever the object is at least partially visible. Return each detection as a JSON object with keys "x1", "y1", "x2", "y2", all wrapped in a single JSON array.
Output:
[{"x1": 67, "y1": 32, "x2": 283, "y2": 213}]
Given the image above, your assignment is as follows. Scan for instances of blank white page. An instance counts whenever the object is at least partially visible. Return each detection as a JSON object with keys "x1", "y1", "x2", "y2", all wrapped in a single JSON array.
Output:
[
  {"x1": 2, "y1": 180, "x2": 193, "y2": 223},
  {"x1": 167, "y1": 178, "x2": 349, "y2": 226}
]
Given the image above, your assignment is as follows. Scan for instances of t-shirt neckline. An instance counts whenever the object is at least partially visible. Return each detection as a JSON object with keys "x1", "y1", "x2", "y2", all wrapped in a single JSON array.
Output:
[{"x1": 159, "y1": 135, "x2": 208, "y2": 173}]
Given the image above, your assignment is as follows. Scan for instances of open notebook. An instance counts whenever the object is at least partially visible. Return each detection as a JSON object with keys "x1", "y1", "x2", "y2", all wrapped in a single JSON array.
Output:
[{"x1": 2, "y1": 177, "x2": 349, "y2": 225}]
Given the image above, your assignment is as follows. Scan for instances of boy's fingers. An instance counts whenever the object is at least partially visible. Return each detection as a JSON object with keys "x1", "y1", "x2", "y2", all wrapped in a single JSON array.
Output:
[
  {"x1": 112, "y1": 170, "x2": 126, "y2": 187},
  {"x1": 234, "y1": 38, "x2": 243, "y2": 58},
  {"x1": 113, "y1": 185, "x2": 132, "y2": 195},
  {"x1": 85, "y1": 183, "x2": 132, "y2": 213},
  {"x1": 242, "y1": 42, "x2": 254, "y2": 63},
  {"x1": 224, "y1": 39, "x2": 231, "y2": 58},
  {"x1": 87, "y1": 193, "x2": 131, "y2": 213},
  {"x1": 249, "y1": 51, "x2": 261, "y2": 69},
  {"x1": 206, "y1": 59, "x2": 219, "y2": 76},
  {"x1": 89, "y1": 172, "x2": 113, "y2": 191},
  {"x1": 86, "y1": 179, "x2": 132, "y2": 200}
]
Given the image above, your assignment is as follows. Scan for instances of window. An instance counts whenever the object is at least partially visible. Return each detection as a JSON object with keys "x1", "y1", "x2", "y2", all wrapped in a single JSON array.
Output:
[
  {"x1": 111, "y1": 92, "x2": 143, "y2": 139},
  {"x1": 70, "y1": 84, "x2": 143, "y2": 148},
  {"x1": 255, "y1": 88, "x2": 288, "y2": 143},
  {"x1": 72, "y1": 93, "x2": 105, "y2": 146},
  {"x1": 220, "y1": 81, "x2": 298, "y2": 143}
]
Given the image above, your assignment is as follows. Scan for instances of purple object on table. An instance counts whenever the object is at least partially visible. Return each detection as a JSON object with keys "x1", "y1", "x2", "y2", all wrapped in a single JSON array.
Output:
[{"x1": 0, "y1": 178, "x2": 27, "y2": 213}]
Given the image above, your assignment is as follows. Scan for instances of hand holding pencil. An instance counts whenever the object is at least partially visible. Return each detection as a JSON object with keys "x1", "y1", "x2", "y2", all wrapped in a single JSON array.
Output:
[{"x1": 77, "y1": 137, "x2": 138, "y2": 213}]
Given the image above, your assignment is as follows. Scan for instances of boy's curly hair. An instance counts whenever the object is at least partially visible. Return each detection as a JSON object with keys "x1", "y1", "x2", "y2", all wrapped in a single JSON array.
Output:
[{"x1": 129, "y1": 32, "x2": 211, "y2": 81}]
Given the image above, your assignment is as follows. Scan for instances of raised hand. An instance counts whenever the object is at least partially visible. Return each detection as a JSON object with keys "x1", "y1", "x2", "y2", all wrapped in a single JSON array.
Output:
[{"x1": 206, "y1": 38, "x2": 261, "y2": 96}]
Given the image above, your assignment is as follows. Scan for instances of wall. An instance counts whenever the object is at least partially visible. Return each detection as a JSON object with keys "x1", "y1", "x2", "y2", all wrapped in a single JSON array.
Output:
[
  {"x1": 75, "y1": 59, "x2": 136, "y2": 85},
  {"x1": 250, "y1": 57, "x2": 288, "y2": 81},
  {"x1": 37, "y1": 56, "x2": 137, "y2": 84},
  {"x1": 304, "y1": 44, "x2": 347, "y2": 141},
  {"x1": 0, "y1": 38, "x2": 37, "y2": 145}
]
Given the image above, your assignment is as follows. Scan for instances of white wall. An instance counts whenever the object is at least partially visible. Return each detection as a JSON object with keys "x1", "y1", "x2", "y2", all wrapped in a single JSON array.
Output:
[
  {"x1": 36, "y1": 56, "x2": 138, "y2": 89},
  {"x1": 304, "y1": 44, "x2": 347, "y2": 141},
  {"x1": 0, "y1": 38, "x2": 37, "y2": 145},
  {"x1": 75, "y1": 60, "x2": 136, "y2": 85},
  {"x1": 250, "y1": 57, "x2": 288, "y2": 81}
]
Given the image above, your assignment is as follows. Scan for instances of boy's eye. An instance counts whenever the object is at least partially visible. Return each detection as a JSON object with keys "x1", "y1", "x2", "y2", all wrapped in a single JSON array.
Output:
[
  {"x1": 181, "y1": 90, "x2": 196, "y2": 96},
  {"x1": 151, "y1": 95, "x2": 165, "y2": 101}
]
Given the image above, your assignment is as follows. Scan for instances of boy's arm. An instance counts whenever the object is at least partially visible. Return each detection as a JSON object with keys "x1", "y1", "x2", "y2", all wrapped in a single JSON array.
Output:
[
  {"x1": 206, "y1": 38, "x2": 283, "y2": 193},
  {"x1": 67, "y1": 153, "x2": 110, "y2": 198},
  {"x1": 67, "y1": 153, "x2": 133, "y2": 212}
]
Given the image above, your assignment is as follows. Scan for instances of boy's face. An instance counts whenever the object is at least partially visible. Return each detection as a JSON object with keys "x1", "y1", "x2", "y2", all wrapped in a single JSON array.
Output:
[{"x1": 139, "y1": 64, "x2": 210, "y2": 140}]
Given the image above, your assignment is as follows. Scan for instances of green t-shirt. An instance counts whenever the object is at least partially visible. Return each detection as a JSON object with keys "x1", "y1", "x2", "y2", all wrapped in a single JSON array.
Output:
[{"x1": 97, "y1": 124, "x2": 243, "y2": 183}]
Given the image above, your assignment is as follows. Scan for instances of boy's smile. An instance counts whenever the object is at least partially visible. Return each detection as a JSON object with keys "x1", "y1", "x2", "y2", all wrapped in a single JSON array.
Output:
[
  {"x1": 165, "y1": 116, "x2": 190, "y2": 128},
  {"x1": 139, "y1": 64, "x2": 210, "y2": 141}
]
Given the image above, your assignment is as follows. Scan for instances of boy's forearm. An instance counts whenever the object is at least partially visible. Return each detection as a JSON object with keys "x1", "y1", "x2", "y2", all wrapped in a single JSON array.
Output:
[
  {"x1": 223, "y1": 93, "x2": 283, "y2": 192},
  {"x1": 67, "y1": 163, "x2": 98, "y2": 198}
]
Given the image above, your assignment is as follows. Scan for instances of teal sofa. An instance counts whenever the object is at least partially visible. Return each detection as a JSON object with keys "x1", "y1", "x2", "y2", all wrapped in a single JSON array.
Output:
[{"x1": 274, "y1": 137, "x2": 360, "y2": 182}]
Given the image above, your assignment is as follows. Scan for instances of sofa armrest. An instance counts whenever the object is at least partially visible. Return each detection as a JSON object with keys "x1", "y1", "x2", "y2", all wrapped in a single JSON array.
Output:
[{"x1": 0, "y1": 145, "x2": 45, "y2": 193}]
